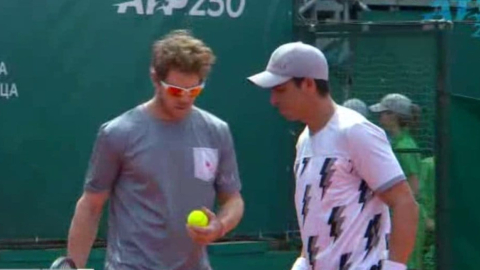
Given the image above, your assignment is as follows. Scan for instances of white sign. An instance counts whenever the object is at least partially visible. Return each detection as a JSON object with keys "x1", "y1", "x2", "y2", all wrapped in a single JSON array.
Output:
[
  {"x1": 0, "y1": 62, "x2": 19, "y2": 100},
  {"x1": 114, "y1": 0, "x2": 246, "y2": 18}
]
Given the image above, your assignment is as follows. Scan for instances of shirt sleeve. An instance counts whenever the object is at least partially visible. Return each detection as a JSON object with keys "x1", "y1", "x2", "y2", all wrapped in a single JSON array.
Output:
[
  {"x1": 83, "y1": 123, "x2": 123, "y2": 193},
  {"x1": 347, "y1": 122, "x2": 406, "y2": 193},
  {"x1": 214, "y1": 124, "x2": 242, "y2": 194}
]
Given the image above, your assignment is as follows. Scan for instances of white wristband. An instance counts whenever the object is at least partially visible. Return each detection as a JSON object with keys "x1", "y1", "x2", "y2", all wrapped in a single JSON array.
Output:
[
  {"x1": 383, "y1": 260, "x2": 407, "y2": 270},
  {"x1": 291, "y1": 257, "x2": 310, "y2": 270}
]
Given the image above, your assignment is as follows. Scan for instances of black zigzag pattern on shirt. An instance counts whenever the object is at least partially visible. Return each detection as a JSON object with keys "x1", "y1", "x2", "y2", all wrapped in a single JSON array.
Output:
[
  {"x1": 300, "y1": 157, "x2": 311, "y2": 176},
  {"x1": 364, "y1": 214, "x2": 382, "y2": 260},
  {"x1": 319, "y1": 157, "x2": 337, "y2": 199},
  {"x1": 307, "y1": 236, "x2": 320, "y2": 269},
  {"x1": 358, "y1": 180, "x2": 374, "y2": 211},
  {"x1": 369, "y1": 260, "x2": 382, "y2": 270},
  {"x1": 328, "y1": 205, "x2": 347, "y2": 242},
  {"x1": 301, "y1": 184, "x2": 312, "y2": 226},
  {"x1": 385, "y1": 233, "x2": 390, "y2": 251},
  {"x1": 339, "y1": 252, "x2": 352, "y2": 270}
]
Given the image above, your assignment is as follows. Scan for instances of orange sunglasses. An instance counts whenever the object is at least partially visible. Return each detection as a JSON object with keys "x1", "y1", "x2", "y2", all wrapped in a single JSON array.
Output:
[{"x1": 160, "y1": 81, "x2": 205, "y2": 98}]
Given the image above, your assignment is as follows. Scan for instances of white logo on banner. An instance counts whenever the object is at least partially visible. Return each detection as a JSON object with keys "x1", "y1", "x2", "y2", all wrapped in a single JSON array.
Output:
[
  {"x1": 113, "y1": 0, "x2": 246, "y2": 18},
  {"x1": 0, "y1": 62, "x2": 19, "y2": 100},
  {"x1": 424, "y1": 0, "x2": 480, "y2": 38}
]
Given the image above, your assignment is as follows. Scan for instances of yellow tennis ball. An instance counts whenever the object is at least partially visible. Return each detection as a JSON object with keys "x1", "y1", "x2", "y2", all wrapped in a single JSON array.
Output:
[{"x1": 187, "y1": 210, "x2": 209, "y2": 227}]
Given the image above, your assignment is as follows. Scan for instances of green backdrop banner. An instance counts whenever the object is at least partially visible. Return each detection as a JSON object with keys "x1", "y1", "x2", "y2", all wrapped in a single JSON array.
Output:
[{"x1": 0, "y1": 0, "x2": 296, "y2": 241}]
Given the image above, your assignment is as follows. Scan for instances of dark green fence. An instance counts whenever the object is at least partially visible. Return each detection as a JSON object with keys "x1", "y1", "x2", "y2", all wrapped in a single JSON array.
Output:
[{"x1": 439, "y1": 22, "x2": 480, "y2": 270}]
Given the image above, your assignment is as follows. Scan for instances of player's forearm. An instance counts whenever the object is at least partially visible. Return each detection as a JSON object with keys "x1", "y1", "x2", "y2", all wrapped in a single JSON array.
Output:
[
  {"x1": 217, "y1": 193, "x2": 244, "y2": 236},
  {"x1": 408, "y1": 174, "x2": 419, "y2": 198},
  {"x1": 67, "y1": 200, "x2": 102, "y2": 268},
  {"x1": 388, "y1": 198, "x2": 419, "y2": 264}
]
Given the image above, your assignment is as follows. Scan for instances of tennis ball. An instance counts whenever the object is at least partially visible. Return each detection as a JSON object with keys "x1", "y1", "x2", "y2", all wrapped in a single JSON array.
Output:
[{"x1": 187, "y1": 210, "x2": 209, "y2": 227}]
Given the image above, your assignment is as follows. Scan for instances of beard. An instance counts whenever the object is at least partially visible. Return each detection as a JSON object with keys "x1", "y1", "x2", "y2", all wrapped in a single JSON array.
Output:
[{"x1": 156, "y1": 92, "x2": 192, "y2": 121}]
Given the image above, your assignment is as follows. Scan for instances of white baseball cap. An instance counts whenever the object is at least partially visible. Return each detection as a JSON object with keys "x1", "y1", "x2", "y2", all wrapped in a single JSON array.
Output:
[
  {"x1": 247, "y1": 41, "x2": 329, "y2": 88},
  {"x1": 369, "y1": 93, "x2": 412, "y2": 116}
]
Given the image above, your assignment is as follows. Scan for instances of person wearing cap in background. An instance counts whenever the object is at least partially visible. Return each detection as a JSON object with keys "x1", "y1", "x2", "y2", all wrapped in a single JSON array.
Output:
[
  {"x1": 247, "y1": 41, "x2": 418, "y2": 270},
  {"x1": 343, "y1": 98, "x2": 369, "y2": 118},
  {"x1": 369, "y1": 94, "x2": 428, "y2": 270},
  {"x1": 369, "y1": 94, "x2": 422, "y2": 198}
]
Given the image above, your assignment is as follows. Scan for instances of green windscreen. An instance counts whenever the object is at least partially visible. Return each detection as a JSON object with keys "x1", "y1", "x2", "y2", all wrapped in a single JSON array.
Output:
[{"x1": 0, "y1": 0, "x2": 296, "y2": 243}]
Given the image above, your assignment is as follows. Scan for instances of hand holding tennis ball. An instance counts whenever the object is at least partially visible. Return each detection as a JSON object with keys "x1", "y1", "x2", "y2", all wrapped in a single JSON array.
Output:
[
  {"x1": 187, "y1": 210, "x2": 209, "y2": 227},
  {"x1": 186, "y1": 207, "x2": 226, "y2": 245}
]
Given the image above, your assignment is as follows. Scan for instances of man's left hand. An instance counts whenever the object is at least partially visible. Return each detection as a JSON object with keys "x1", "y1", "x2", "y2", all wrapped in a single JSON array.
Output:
[{"x1": 186, "y1": 207, "x2": 225, "y2": 245}]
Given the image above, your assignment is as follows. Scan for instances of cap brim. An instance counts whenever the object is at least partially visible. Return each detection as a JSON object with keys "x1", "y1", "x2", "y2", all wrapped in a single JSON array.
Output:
[
  {"x1": 247, "y1": 71, "x2": 291, "y2": 89},
  {"x1": 369, "y1": 103, "x2": 388, "y2": 112}
]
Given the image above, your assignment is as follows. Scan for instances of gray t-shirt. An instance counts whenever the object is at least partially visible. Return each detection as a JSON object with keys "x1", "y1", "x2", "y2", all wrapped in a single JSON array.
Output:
[{"x1": 84, "y1": 105, "x2": 242, "y2": 270}]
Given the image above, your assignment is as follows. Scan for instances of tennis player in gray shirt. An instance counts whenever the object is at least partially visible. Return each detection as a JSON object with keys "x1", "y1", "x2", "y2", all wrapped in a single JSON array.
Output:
[{"x1": 66, "y1": 30, "x2": 245, "y2": 270}]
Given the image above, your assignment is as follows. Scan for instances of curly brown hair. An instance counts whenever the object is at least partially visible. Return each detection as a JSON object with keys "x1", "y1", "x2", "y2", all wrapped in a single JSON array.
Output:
[{"x1": 151, "y1": 29, "x2": 216, "y2": 80}]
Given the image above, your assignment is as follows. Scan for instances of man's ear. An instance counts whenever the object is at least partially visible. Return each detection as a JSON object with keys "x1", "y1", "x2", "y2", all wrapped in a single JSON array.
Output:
[
  {"x1": 150, "y1": 67, "x2": 157, "y2": 80},
  {"x1": 150, "y1": 67, "x2": 161, "y2": 88}
]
